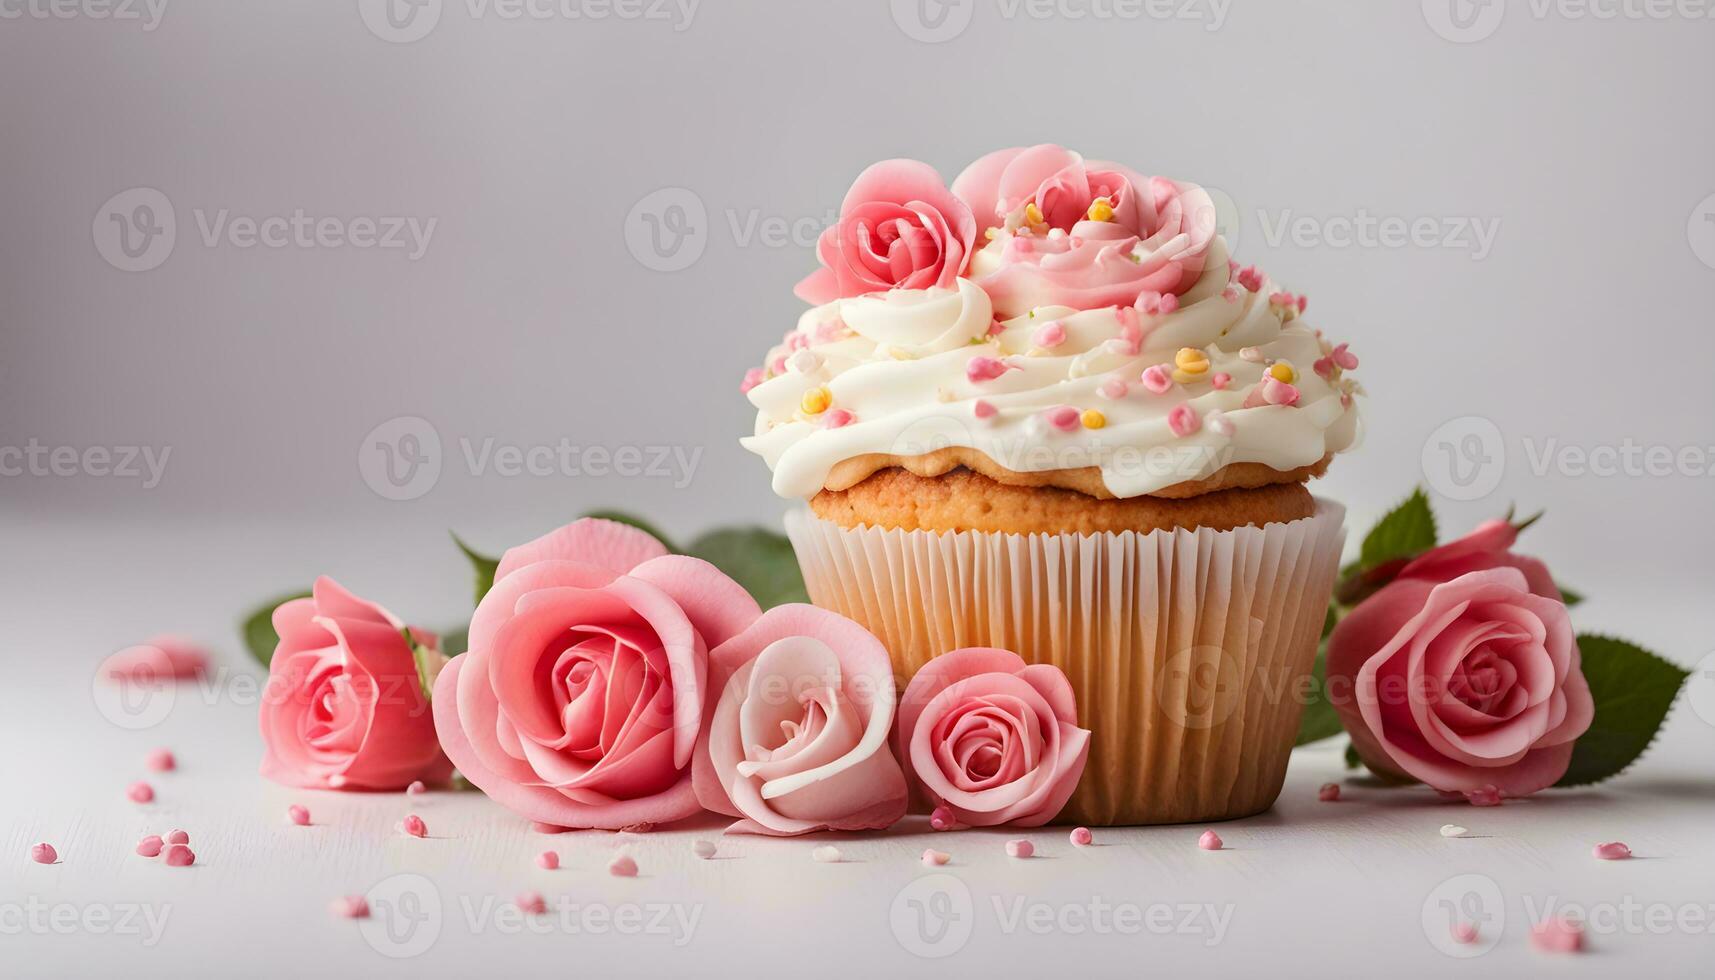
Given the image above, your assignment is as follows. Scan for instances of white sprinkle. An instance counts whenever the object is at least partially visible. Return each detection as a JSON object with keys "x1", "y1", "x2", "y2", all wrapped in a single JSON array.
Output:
[
  {"x1": 811, "y1": 845, "x2": 842, "y2": 864},
  {"x1": 1440, "y1": 824, "x2": 1470, "y2": 838},
  {"x1": 788, "y1": 350, "x2": 822, "y2": 375},
  {"x1": 1240, "y1": 347, "x2": 1264, "y2": 363},
  {"x1": 692, "y1": 840, "x2": 717, "y2": 860}
]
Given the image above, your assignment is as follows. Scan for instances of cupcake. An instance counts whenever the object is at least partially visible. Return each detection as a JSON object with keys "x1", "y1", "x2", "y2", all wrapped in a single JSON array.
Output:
[{"x1": 741, "y1": 146, "x2": 1361, "y2": 825}]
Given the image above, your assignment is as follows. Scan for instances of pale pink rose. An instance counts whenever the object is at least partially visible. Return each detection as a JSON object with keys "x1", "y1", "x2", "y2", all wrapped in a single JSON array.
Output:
[
  {"x1": 794, "y1": 159, "x2": 978, "y2": 305},
  {"x1": 1327, "y1": 565, "x2": 1594, "y2": 801},
  {"x1": 894, "y1": 648, "x2": 1090, "y2": 828},
  {"x1": 693, "y1": 605, "x2": 908, "y2": 836},
  {"x1": 433, "y1": 519, "x2": 761, "y2": 830},
  {"x1": 952, "y1": 144, "x2": 1219, "y2": 315},
  {"x1": 260, "y1": 578, "x2": 452, "y2": 791},
  {"x1": 1395, "y1": 519, "x2": 1560, "y2": 600}
]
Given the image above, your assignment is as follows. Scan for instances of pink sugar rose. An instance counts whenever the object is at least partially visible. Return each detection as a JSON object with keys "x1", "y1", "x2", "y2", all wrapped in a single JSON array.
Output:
[
  {"x1": 1327, "y1": 523, "x2": 1594, "y2": 801},
  {"x1": 259, "y1": 578, "x2": 452, "y2": 791},
  {"x1": 894, "y1": 648, "x2": 1091, "y2": 828},
  {"x1": 433, "y1": 519, "x2": 761, "y2": 830},
  {"x1": 794, "y1": 159, "x2": 978, "y2": 306},
  {"x1": 693, "y1": 605, "x2": 909, "y2": 836},
  {"x1": 952, "y1": 144, "x2": 1219, "y2": 316}
]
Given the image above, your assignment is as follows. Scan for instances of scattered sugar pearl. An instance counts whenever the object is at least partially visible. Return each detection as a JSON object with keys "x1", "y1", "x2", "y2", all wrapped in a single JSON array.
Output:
[
  {"x1": 1530, "y1": 917, "x2": 1586, "y2": 954},
  {"x1": 928, "y1": 805, "x2": 956, "y2": 832},
  {"x1": 30, "y1": 842, "x2": 57, "y2": 865},
  {"x1": 536, "y1": 850, "x2": 559, "y2": 870},
  {"x1": 1206, "y1": 411, "x2": 1234, "y2": 437},
  {"x1": 164, "y1": 829, "x2": 189, "y2": 846},
  {"x1": 516, "y1": 892, "x2": 547, "y2": 916},
  {"x1": 401, "y1": 814, "x2": 427, "y2": 838},
  {"x1": 821, "y1": 408, "x2": 855, "y2": 430},
  {"x1": 288, "y1": 805, "x2": 311, "y2": 826},
  {"x1": 971, "y1": 399, "x2": 998, "y2": 422},
  {"x1": 1139, "y1": 364, "x2": 1173, "y2": 394},
  {"x1": 1210, "y1": 372, "x2": 1232, "y2": 391},
  {"x1": 739, "y1": 368, "x2": 764, "y2": 394},
  {"x1": 330, "y1": 896, "x2": 369, "y2": 919},
  {"x1": 127, "y1": 781, "x2": 155, "y2": 804},
  {"x1": 406, "y1": 781, "x2": 426, "y2": 796},
  {"x1": 1198, "y1": 831, "x2": 1224, "y2": 851},
  {"x1": 1440, "y1": 825, "x2": 1470, "y2": 838},
  {"x1": 145, "y1": 748, "x2": 176, "y2": 772},
  {"x1": 1069, "y1": 827, "x2": 1094, "y2": 847},
  {"x1": 1005, "y1": 839, "x2": 1034, "y2": 859},
  {"x1": 163, "y1": 844, "x2": 195, "y2": 867},
  {"x1": 1098, "y1": 378, "x2": 1129, "y2": 400},
  {"x1": 1042, "y1": 406, "x2": 1081, "y2": 433},
  {"x1": 608, "y1": 854, "x2": 639, "y2": 877},
  {"x1": 922, "y1": 849, "x2": 951, "y2": 867},
  {"x1": 811, "y1": 846, "x2": 843, "y2": 864},
  {"x1": 136, "y1": 835, "x2": 164, "y2": 858},
  {"x1": 1451, "y1": 922, "x2": 1480, "y2": 945},
  {"x1": 1031, "y1": 321, "x2": 1066, "y2": 349},
  {"x1": 1592, "y1": 841, "x2": 1632, "y2": 860},
  {"x1": 692, "y1": 840, "x2": 718, "y2": 860},
  {"x1": 1318, "y1": 783, "x2": 1341, "y2": 802},
  {"x1": 1239, "y1": 347, "x2": 1264, "y2": 363},
  {"x1": 1167, "y1": 403, "x2": 1201, "y2": 437},
  {"x1": 966, "y1": 356, "x2": 1015, "y2": 384}
]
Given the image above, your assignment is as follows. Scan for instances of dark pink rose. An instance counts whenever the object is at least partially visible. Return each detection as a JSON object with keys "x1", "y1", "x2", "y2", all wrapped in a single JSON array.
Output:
[{"x1": 795, "y1": 159, "x2": 978, "y2": 305}]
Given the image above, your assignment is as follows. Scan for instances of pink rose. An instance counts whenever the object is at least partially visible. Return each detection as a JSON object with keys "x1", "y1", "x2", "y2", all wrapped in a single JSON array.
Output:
[
  {"x1": 794, "y1": 159, "x2": 978, "y2": 306},
  {"x1": 432, "y1": 519, "x2": 761, "y2": 830},
  {"x1": 260, "y1": 577, "x2": 452, "y2": 791},
  {"x1": 952, "y1": 144, "x2": 1219, "y2": 316},
  {"x1": 894, "y1": 648, "x2": 1090, "y2": 828},
  {"x1": 693, "y1": 605, "x2": 908, "y2": 835},
  {"x1": 1327, "y1": 545, "x2": 1595, "y2": 800}
]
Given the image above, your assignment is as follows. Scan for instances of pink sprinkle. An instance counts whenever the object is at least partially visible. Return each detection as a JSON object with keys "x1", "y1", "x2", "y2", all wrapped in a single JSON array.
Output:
[
  {"x1": 739, "y1": 368, "x2": 764, "y2": 394},
  {"x1": 406, "y1": 781, "x2": 426, "y2": 796},
  {"x1": 1466, "y1": 785, "x2": 1503, "y2": 807},
  {"x1": 929, "y1": 805, "x2": 956, "y2": 832},
  {"x1": 971, "y1": 399, "x2": 998, "y2": 421},
  {"x1": 288, "y1": 805, "x2": 310, "y2": 826},
  {"x1": 785, "y1": 332, "x2": 809, "y2": 352},
  {"x1": 922, "y1": 849, "x2": 951, "y2": 867},
  {"x1": 769, "y1": 355, "x2": 786, "y2": 376},
  {"x1": 30, "y1": 842, "x2": 57, "y2": 864},
  {"x1": 1331, "y1": 343, "x2": 1358, "y2": 370},
  {"x1": 1042, "y1": 406, "x2": 1080, "y2": 433},
  {"x1": 1005, "y1": 839, "x2": 1034, "y2": 859},
  {"x1": 401, "y1": 814, "x2": 427, "y2": 838},
  {"x1": 136, "y1": 835, "x2": 164, "y2": 857},
  {"x1": 1592, "y1": 841, "x2": 1632, "y2": 860},
  {"x1": 1313, "y1": 355, "x2": 1336, "y2": 379},
  {"x1": 163, "y1": 844, "x2": 195, "y2": 867},
  {"x1": 1235, "y1": 265, "x2": 1265, "y2": 292},
  {"x1": 1198, "y1": 830, "x2": 1224, "y2": 851},
  {"x1": 1005, "y1": 236, "x2": 1033, "y2": 259},
  {"x1": 1099, "y1": 378, "x2": 1129, "y2": 400},
  {"x1": 966, "y1": 355, "x2": 1017, "y2": 384},
  {"x1": 145, "y1": 748, "x2": 176, "y2": 772},
  {"x1": 821, "y1": 408, "x2": 855, "y2": 429},
  {"x1": 1168, "y1": 404, "x2": 1201, "y2": 437},
  {"x1": 1116, "y1": 321, "x2": 1144, "y2": 354},
  {"x1": 536, "y1": 850, "x2": 559, "y2": 870},
  {"x1": 1157, "y1": 293, "x2": 1179, "y2": 315},
  {"x1": 164, "y1": 829, "x2": 189, "y2": 846},
  {"x1": 1221, "y1": 285, "x2": 1241, "y2": 303},
  {"x1": 127, "y1": 781, "x2": 155, "y2": 804},
  {"x1": 1031, "y1": 320, "x2": 1066, "y2": 349},
  {"x1": 1139, "y1": 365, "x2": 1173, "y2": 394},
  {"x1": 1069, "y1": 827, "x2": 1094, "y2": 847},
  {"x1": 1115, "y1": 305, "x2": 1138, "y2": 330},
  {"x1": 1206, "y1": 412, "x2": 1234, "y2": 437},
  {"x1": 987, "y1": 318, "x2": 1006, "y2": 337},
  {"x1": 331, "y1": 896, "x2": 369, "y2": 919},
  {"x1": 608, "y1": 854, "x2": 639, "y2": 877},
  {"x1": 1318, "y1": 783, "x2": 1341, "y2": 802},
  {"x1": 516, "y1": 892, "x2": 547, "y2": 916},
  {"x1": 1530, "y1": 917, "x2": 1585, "y2": 954},
  {"x1": 1451, "y1": 921, "x2": 1480, "y2": 945},
  {"x1": 815, "y1": 317, "x2": 848, "y2": 343},
  {"x1": 1210, "y1": 372, "x2": 1231, "y2": 390}
]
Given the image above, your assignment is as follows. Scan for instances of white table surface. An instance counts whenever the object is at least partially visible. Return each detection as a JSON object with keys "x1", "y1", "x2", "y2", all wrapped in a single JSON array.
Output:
[{"x1": 5, "y1": 515, "x2": 1713, "y2": 979}]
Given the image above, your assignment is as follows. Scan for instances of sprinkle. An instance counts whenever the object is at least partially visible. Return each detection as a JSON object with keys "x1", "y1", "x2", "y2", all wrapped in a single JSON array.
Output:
[
  {"x1": 922, "y1": 849, "x2": 951, "y2": 867},
  {"x1": 165, "y1": 829, "x2": 189, "y2": 846},
  {"x1": 1267, "y1": 360, "x2": 1297, "y2": 384},
  {"x1": 145, "y1": 748, "x2": 176, "y2": 772},
  {"x1": 164, "y1": 844, "x2": 196, "y2": 867},
  {"x1": 30, "y1": 843, "x2": 57, "y2": 864},
  {"x1": 1206, "y1": 411, "x2": 1234, "y2": 437},
  {"x1": 536, "y1": 850, "x2": 559, "y2": 870},
  {"x1": 1038, "y1": 406, "x2": 1078, "y2": 433},
  {"x1": 1211, "y1": 372, "x2": 1231, "y2": 390},
  {"x1": 1099, "y1": 378, "x2": 1129, "y2": 400},
  {"x1": 1530, "y1": 917, "x2": 1586, "y2": 954},
  {"x1": 788, "y1": 349, "x2": 822, "y2": 375},
  {"x1": 1239, "y1": 347, "x2": 1264, "y2": 363},
  {"x1": 1005, "y1": 839, "x2": 1034, "y2": 859},
  {"x1": 1440, "y1": 825, "x2": 1469, "y2": 838},
  {"x1": 811, "y1": 846, "x2": 842, "y2": 864},
  {"x1": 516, "y1": 892, "x2": 547, "y2": 916},
  {"x1": 401, "y1": 814, "x2": 427, "y2": 838},
  {"x1": 1081, "y1": 409, "x2": 1107, "y2": 430},
  {"x1": 331, "y1": 896, "x2": 370, "y2": 919},
  {"x1": 1086, "y1": 197, "x2": 1115, "y2": 222},
  {"x1": 739, "y1": 370, "x2": 763, "y2": 394},
  {"x1": 1168, "y1": 404, "x2": 1201, "y2": 437},
  {"x1": 1031, "y1": 320, "x2": 1066, "y2": 349},
  {"x1": 136, "y1": 835, "x2": 164, "y2": 857},
  {"x1": 769, "y1": 356, "x2": 787, "y2": 377},
  {"x1": 800, "y1": 386, "x2": 832, "y2": 416},
  {"x1": 1451, "y1": 922, "x2": 1480, "y2": 945},
  {"x1": 406, "y1": 781, "x2": 426, "y2": 795},
  {"x1": 966, "y1": 356, "x2": 1017, "y2": 384},
  {"x1": 1318, "y1": 783, "x2": 1341, "y2": 802},
  {"x1": 1069, "y1": 827, "x2": 1094, "y2": 847},
  {"x1": 127, "y1": 781, "x2": 155, "y2": 804},
  {"x1": 1331, "y1": 343, "x2": 1358, "y2": 370},
  {"x1": 1235, "y1": 266, "x2": 1265, "y2": 292},
  {"x1": 987, "y1": 318, "x2": 1006, "y2": 337},
  {"x1": 971, "y1": 399, "x2": 998, "y2": 422},
  {"x1": 821, "y1": 408, "x2": 855, "y2": 429},
  {"x1": 288, "y1": 805, "x2": 310, "y2": 826},
  {"x1": 1139, "y1": 365, "x2": 1173, "y2": 394},
  {"x1": 608, "y1": 854, "x2": 640, "y2": 876},
  {"x1": 1172, "y1": 346, "x2": 1210, "y2": 384},
  {"x1": 692, "y1": 840, "x2": 718, "y2": 860},
  {"x1": 1024, "y1": 202, "x2": 1045, "y2": 227},
  {"x1": 1592, "y1": 841, "x2": 1632, "y2": 860},
  {"x1": 929, "y1": 805, "x2": 956, "y2": 832},
  {"x1": 1115, "y1": 305, "x2": 1139, "y2": 330},
  {"x1": 1243, "y1": 377, "x2": 1301, "y2": 409},
  {"x1": 1197, "y1": 830, "x2": 1224, "y2": 851}
]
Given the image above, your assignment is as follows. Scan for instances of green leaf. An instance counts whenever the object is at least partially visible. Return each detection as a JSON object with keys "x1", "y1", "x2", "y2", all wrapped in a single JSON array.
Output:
[
  {"x1": 439, "y1": 626, "x2": 469, "y2": 658},
  {"x1": 1294, "y1": 641, "x2": 1345, "y2": 746},
  {"x1": 401, "y1": 627, "x2": 443, "y2": 702},
  {"x1": 241, "y1": 590, "x2": 311, "y2": 667},
  {"x1": 1356, "y1": 488, "x2": 1438, "y2": 573},
  {"x1": 451, "y1": 532, "x2": 500, "y2": 606},
  {"x1": 1555, "y1": 634, "x2": 1689, "y2": 787},
  {"x1": 1558, "y1": 584, "x2": 1585, "y2": 608},
  {"x1": 583, "y1": 511, "x2": 676, "y2": 553},
  {"x1": 1344, "y1": 742, "x2": 1363, "y2": 771},
  {"x1": 685, "y1": 527, "x2": 808, "y2": 609}
]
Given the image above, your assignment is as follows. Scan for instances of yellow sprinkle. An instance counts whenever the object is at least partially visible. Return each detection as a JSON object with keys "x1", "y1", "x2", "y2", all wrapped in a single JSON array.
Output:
[
  {"x1": 1081, "y1": 409, "x2": 1107, "y2": 430},
  {"x1": 1172, "y1": 368, "x2": 1204, "y2": 385},
  {"x1": 1174, "y1": 347, "x2": 1210, "y2": 373},
  {"x1": 1268, "y1": 361, "x2": 1297, "y2": 384},
  {"x1": 1024, "y1": 202, "x2": 1045, "y2": 227},
  {"x1": 984, "y1": 227, "x2": 1000, "y2": 240},
  {"x1": 800, "y1": 387, "x2": 832, "y2": 416},
  {"x1": 1086, "y1": 197, "x2": 1114, "y2": 222}
]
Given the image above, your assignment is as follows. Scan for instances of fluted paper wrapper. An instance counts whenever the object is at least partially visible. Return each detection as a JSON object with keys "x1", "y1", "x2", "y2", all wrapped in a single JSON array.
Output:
[{"x1": 785, "y1": 500, "x2": 1346, "y2": 826}]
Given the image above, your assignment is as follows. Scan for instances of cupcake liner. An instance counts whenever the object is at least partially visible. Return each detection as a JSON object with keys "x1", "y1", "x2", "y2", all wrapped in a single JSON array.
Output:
[{"x1": 785, "y1": 499, "x2": 1346, "y2": 826}]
